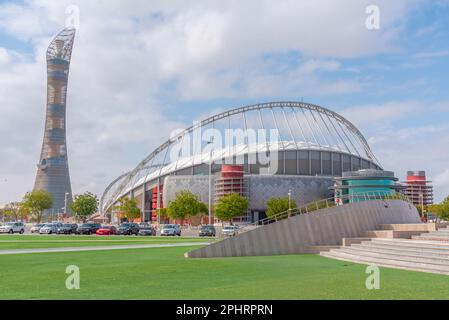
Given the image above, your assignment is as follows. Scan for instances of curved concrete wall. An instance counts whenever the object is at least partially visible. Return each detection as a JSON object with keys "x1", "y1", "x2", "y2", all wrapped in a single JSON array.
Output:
[{"x1": 186, "y1": 200, "x2": 421, "y2": 258}]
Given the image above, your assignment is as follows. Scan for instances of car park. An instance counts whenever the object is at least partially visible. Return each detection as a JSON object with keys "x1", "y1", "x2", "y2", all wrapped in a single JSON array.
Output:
[
  {"x1": 160, "y1": 224, "x2": 181, "y2": 236},
  {"x1": 199, "y1": 225, "x2": 216, "y2": 237},
  {"x1": 138, "y1": 226, "x2": 156, "y2": 236},
  {"x1": 222, "y1": 225, "x2": 239, "y2": 237},
  {"x1": 0, "y1": 222, "x2": 25, "y2": 234},
  {"x1": 96, "y1": 225, "x2": 117, "y2": 236},
  {"x1": 117, "y1": 222, "x2": 140, "y2": 235},
  {"x1": 39, "y1": 223, "x2": 58, "y2": 234},
  {"x1": 30, "y1": 223, "x2": 45, "y2": 234},
  {"x1": 56, "y1": 224, "x2": 78, "y2": 234},
  {"x1": 76, "y1": 223, "x2": 101, "y2": 235}
]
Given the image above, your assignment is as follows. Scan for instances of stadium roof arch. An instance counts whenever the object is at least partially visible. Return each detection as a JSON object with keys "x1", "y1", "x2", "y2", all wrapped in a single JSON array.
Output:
[{"x1": 100, "y1": 101, "x2": 381, "y2": 213}]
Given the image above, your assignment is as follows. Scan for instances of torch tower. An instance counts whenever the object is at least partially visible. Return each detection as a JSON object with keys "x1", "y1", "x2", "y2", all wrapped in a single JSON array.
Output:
[{"x1": 34, "y1": 28, "x2": 76, "y2": 217}]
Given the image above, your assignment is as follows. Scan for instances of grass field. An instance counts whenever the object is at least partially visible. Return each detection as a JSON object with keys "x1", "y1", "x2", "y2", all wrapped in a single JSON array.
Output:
[{"x1": 1, "y1": 237, "x2": 449, "y2": 299}]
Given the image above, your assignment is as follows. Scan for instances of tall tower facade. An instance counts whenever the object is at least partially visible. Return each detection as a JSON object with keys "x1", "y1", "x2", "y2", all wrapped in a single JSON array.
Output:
[{"x1": 34, "y1": 28, "x2": 76, "y2": 217}]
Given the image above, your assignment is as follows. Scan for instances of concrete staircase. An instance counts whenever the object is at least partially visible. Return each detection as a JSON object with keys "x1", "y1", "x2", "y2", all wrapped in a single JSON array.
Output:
[
  {"x1": 412, "y1": 227, "x2": 449, "y2": 242},
  {"x1": 321, "y1": 238, "x2": 449, "y2": 275},
  {"x1": 320, "y1": 223, "x2": 449, "y2": 275}
]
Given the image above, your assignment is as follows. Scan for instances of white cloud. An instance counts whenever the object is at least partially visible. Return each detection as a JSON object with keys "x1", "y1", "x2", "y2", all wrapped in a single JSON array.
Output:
[
  {"x1": 339, "y1": 101, "x2": 449, "y2": 202},
  {"x1": 0, "y1": 48, "x2": 10, "y2": 64},
  {"x1": 434, "y1": 169, "x2": 449, "y2": 202}
]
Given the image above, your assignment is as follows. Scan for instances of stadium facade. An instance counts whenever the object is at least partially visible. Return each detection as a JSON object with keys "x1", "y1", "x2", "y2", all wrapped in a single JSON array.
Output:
[
  {"x1": 101, "y1": 102, "x2": 383, "y2": 224},
  {"x1": 34, "y1": 28, "x2": 76, "y2": 216}
]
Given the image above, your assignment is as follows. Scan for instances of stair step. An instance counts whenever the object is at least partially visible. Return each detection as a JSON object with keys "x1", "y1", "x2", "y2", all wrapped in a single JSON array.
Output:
[
  {"x1": 414, "y1": 233, "x2": 449, "y2": 238},
  {"x1": 422, "y1": 231, "x2": 449, "y2": 236},
  {"x1": 370, "y1": 238, "x2": 449, "y2": 250},
  {"x1": 352, "y1": 243, "x2": 449, "y2": 258},
  {"x1": 321, "y1": 251, "x2": 449, "y2": 275},
  {"x1": 334, "y1": 247, "x2": 449, "y2": 267},
  {"x1": 364, "y1": 230, "x2": 424, "y2": 239},
  {"x1": 337, "y1": 246, "x2": 449, "y2": 265},
  {"x1": 378, "y1": 224, "x2": 433, "y2": 232}
]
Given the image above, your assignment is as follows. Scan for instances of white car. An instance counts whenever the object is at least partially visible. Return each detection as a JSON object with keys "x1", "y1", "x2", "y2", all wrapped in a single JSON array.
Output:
[
  {"x1": 222, "y1": 225, "x2": 239, "y2": 237},
  {"x1": 160, "y1": 224, "x2": 181, "y2": 236},
  {"x1": 30, "y1": 223, "x2": 45, "y2": 233},
  {"x1": 39, "y1": 224, "x2": 58, "y2": 234},
  {"x1": 0, "y1": 222, "x2": 25, "y2": 234}
]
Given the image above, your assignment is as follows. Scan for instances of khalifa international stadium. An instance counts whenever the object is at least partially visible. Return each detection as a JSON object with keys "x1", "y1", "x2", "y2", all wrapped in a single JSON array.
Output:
[{"x1": 100, "y1": 101, "x2": 382, "y2": 224}]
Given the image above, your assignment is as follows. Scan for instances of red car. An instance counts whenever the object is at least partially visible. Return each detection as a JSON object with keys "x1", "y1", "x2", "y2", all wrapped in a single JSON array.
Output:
[{"x1": 96, "y1": 226, "x2": 117, "y2": 236}]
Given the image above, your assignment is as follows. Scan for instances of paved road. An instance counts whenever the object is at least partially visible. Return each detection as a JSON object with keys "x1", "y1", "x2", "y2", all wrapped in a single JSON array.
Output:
[{"x1": 0, "y1": 242, "x2": 210, "y2": 255}]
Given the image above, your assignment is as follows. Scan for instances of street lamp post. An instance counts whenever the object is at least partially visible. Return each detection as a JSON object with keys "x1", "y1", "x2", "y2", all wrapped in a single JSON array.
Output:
[
  {"x1": 419, "y1": 192, "x2": 425, "y2": 222},
  {"x1": 288, "y1": 189, "x2": 292, "y2": 216},
  {"x1": 207, "y1": 138, "x2": 214, "y2": 225},
  {"x1": 64, "y1": 192, "x2": 69, "y2": 221}
]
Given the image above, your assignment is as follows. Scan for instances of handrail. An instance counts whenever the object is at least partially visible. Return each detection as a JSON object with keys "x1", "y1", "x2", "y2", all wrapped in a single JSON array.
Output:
[{"x1": 237, "y1": 191, "x2": 411, "y2": 234}]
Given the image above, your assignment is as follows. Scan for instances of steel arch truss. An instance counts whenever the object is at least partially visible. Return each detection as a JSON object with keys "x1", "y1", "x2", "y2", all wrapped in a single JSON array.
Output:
[{"x1": 101, "y1": 101, "x2": 381, "y2": 213}]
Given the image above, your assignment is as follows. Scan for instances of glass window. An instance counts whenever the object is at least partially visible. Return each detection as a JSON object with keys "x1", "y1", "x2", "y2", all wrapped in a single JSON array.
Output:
[
  {"x1": 193, "y1": 164, "x2": 208, "y2": 175},
  {"x1": 285, "y1": 151, "x2": 297, "y2": 174},
  {"x1": 310, "y1": 151, "x2": 321, "y2": 175},
  {"x1": 351, "y1": 157, "x2": 361, "y2": 171},
  {"x1": 175, "y1": 167, "x2": 193, "y2": 175},
  {"x1": 299, "y1": 151, "x2": 309, "y2": 175},
  {"x1": 322, "y1": 152, "x2": 332, "y2": 175},
  {"x1": 277, "y1": 151, "x2": 284, "y2": 174},
  {"x1": 342, "y1": 154, "x2": 351, "y2": 172},
  {"x1": 361, "y1": 159, "x2": 370, "y2": 169},
  {"x1": 332, "y1": 153, "x2": 342, "y2": 176}
]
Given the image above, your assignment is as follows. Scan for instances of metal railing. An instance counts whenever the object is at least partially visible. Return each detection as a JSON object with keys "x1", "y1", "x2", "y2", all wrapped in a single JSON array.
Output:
[{"x1": 236, "y1": 191, "x2": 411, "y2": 234}]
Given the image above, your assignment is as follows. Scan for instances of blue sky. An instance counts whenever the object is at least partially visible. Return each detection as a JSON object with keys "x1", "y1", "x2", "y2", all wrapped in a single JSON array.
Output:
[{"x1": 0, "y1": 0, "x2": 448, "y2": 205}]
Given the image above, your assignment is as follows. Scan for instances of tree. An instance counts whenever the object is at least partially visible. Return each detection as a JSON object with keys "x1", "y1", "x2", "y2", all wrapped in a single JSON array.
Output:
[
  {"x1": 214, "y1": 193, "x2": 249, "y2": 224},
  {"x1": 114, "y1": 197, "x2": 141, "y2": 221},
  {"x1": 70, "y1": 192, "x2": 99, "y2": 222},
  {"x1": 22, "y1": 190, "x2": 53, "y2": 223},
  {"x1": 198, "y1": 202, "x2": 209, "y2": 215},
  {"x1": 167, "y1": 190, "x2": 203, "y2": 225},
  {"x1": 2, "y1": 202, "x2": 29, "y2": 221},
  {"x1": 266, "y1": 197, "x2": 297, "y2": 217},
  {"x1": 428, "y1": 197, "x2": 449, "y2": 221}
]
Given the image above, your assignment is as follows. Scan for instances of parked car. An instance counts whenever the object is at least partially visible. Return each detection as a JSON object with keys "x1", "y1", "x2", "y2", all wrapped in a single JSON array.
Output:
[
  {"x1": 222, "y1": 225, "x2": 239, "y2": 237},
  {"x1": 160, "y1": 224, "x2": 181, "y2": 236},
  {"x1": 139, "y1": 222, "x2": 151, "y2": 228},
  {"x1": 117, "y1": 223, "x2": 140, "y2": 236},
  {"x1": 199, "y1": 225, "x2": 216, "y2": 237},
  {"x1": 30, "y1": 223, "x2": 45, "y2": 234},
  {"x1": 76, "y1": 223, "x2": 101, "y2": 235},
  {"x1": 96, "y1": 225, "x2": 117, "y2": 236},
  {"x1": 138, "y1": 226, "x2": 156, "y2": 236},
  {"x1": 39, "y1": 223, "x2": 58, "y2": 234},
  {"x1": 0, "y1": 222, "x2": 25, "y2": 234},
  {"x1": 57, "y1": 224, "x2": 78, "y2": 234}
]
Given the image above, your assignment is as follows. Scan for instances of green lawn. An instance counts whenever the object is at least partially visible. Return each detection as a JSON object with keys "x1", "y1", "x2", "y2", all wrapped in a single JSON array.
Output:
[
  {"x1": 0, "y1": 235, "x2": 213, "y2": 249},
  {"x1": 1, "y1": 245, "x2": 449, "y2": 299}
]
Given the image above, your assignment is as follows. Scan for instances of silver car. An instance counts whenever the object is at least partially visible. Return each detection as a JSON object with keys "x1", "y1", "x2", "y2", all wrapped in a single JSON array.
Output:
[
  {"x1": 222, "y1": 225, "x2": 239, "y2": 237},
  {"x1": 0, "y1": 222, "x2": 25, "y2": 234},
  {"x1": 39, "y1": 224, "x2": 58, "y2": 234},
  {"x1": 160, "y1": 224, "x2": 181, "y2": 236},
  {"x1": 30, "y1": 223, "x2": 45, "y2": 233}
]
